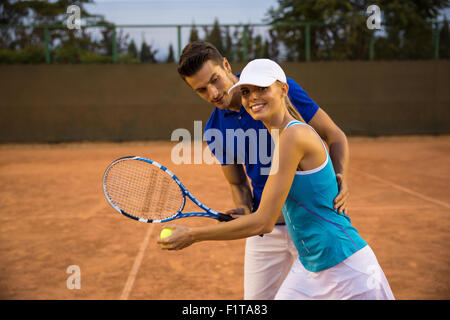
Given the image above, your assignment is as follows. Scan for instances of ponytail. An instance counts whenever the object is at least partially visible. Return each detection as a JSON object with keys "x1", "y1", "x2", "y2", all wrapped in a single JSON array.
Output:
[
  {"x1": 285, "y1": 96, "x2": 305, "y2": 123},
  {"x1": 275, "y1": 80, "x2": 305, "y2": 122}
]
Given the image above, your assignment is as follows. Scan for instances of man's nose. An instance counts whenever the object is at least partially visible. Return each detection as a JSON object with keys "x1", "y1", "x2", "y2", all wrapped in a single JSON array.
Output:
[{"x1": 207, "y1": 84, "x2": 219, "y2": 99}]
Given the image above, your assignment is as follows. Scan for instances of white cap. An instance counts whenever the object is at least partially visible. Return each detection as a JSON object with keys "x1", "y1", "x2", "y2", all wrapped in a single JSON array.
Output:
[{"x1": 228, "y1": 59, "x2": 287, "y2": 95}]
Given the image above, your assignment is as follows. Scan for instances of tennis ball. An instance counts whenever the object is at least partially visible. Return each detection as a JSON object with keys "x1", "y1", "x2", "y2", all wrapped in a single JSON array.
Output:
[{"x1": 160, "y1": 228, "x2": 172, "y2": 239}]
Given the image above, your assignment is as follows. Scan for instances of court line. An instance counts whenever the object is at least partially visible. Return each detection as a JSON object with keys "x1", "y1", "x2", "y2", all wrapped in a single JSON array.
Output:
[
  {"x1": 119, "y1": 224, "x2": 155, "y2": 300},
  {"x1": 352, "y1": 169, "x2": 450, "y2": 210},
  {"x1": 83, "y1": 199, "x2": 109, "y2": 220},
  {"x1": 349, "y1": 205, "x2": 435, "y2": 211}
]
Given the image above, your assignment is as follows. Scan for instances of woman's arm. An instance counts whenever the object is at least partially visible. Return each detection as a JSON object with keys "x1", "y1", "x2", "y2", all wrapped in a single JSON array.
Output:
[{"x1": 158, "y1": 126, "x2": 305, "y2": 250}]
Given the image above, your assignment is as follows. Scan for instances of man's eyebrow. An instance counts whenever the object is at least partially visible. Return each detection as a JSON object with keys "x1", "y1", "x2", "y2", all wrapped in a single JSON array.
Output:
[{"x1": 195, "y1": 73, "x2": 218, "y2": 91}]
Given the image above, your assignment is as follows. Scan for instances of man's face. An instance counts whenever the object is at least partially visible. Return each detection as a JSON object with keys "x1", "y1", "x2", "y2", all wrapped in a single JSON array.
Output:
[{"x1": 185, "y1": 59, "x2": 239, "y2": 111}]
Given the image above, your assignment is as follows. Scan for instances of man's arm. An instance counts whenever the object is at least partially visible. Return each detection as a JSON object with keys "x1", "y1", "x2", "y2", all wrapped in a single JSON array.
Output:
[
  {"x1": 221, "y1": 164, "x2": 253, "y2": 215},
  {"x1": 308, "y1": 108, "x2": 350, "y2": 214}
]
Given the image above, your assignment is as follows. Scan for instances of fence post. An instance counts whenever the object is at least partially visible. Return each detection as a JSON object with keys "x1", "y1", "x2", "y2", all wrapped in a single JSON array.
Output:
[
  {"x1": 434, "y1": 21, "x2": 440, "y2": 60},
  {"x1": 112, "y1": 27, "x2": 118, "y2": 63},
  {"x1": 44, "y1": 27, "x2": 51, "y2": 63},
  {"x1": 305, "y1": 23, "x2": 311, "y2": 62},
  {"x1": 177, "y1": 25, "x2": 182, "y2": 60},
  {"x1": 369, "y1": 32, "x2": 375, "y2": 60},
  {"x1": 242, "y1": 25, "x2": 248, "y2": 61}
]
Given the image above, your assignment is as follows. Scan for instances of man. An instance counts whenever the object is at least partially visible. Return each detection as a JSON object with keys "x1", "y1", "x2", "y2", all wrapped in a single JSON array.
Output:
[{"x1": 177, "y1": 41, "x2": 350, "y2": 300}]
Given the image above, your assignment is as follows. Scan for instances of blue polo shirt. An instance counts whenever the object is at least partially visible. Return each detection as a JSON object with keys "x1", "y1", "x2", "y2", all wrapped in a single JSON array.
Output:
[{"x1": 204, "y1": 77, "x2": 319, "y2": 212}]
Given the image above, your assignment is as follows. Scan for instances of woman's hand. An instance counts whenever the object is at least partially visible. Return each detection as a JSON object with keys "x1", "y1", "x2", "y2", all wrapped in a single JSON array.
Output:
[{"x1": 157, "y1": 224, "x2": 195, "y2": 251}]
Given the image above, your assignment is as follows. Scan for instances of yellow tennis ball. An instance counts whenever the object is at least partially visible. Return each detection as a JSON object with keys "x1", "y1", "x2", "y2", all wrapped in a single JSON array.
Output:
[{"x1": 160, "y1": 228, "x2": 172, "y2": 239}]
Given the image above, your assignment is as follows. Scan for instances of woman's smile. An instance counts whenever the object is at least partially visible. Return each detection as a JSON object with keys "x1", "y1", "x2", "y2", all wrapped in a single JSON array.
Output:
[{"x1": 250, "y1": 103, "x2": 266, "y2": 113}]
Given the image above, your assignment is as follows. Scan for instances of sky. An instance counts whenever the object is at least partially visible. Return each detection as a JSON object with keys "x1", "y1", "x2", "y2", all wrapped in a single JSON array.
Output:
[
  {"x1": 82, "y1": 0, "x2": 449, "y2": 61},
  {"x1": 84, "y1": 0, "x2": 279, "y2": 60},
  {"x1": 85, "y1": 0, "x2": 279, "y2": 25}
]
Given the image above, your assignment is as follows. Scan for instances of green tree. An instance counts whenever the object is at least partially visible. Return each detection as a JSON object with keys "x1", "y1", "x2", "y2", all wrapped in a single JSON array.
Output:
[
  {"x1": 232, "y1": 25, "x2": 258, "y2": 62},
  {"x1": 204, "y1": 18, "x2": 224, "y2": 54},
  {"x1": 266, "y1": 0, "x2": 371, "y2": 61},
  {"x1": 223, "y1": 25, "x2": 234, "y2": 60},
  {"x1": 140, "y1": 40, "x2": 158, "y2": 63},
  {"x1": 263, "y1": 39, "x2": 270, "y2": 58},
  {"x1": 0, "y1": 0, "x2": 136, "y2": 64},
  {"x1": 0, "y1": 0, "x2": 103, "y2": 50},
  {"x1": 266, "y1": 29, "x2": 280, "y2": 61},
  {"x1": 439, "y1": 17, "x2": 450, "y2": 59},
  {"x1": 189, "y1": 23, "x2": 200, "y2": 42},
  {"x1": 266, "y1": 0, "x2": 448, "y2": 61},
  {"x1": 127, "y1": 39, "x2": 138, "y2": 59},
  {"x1": 100, "y1": 25, "x2": 130, "y2": 57},
  {"x1": 252, "y1": 34, "x2": 264, "y2": 59},
  {"x1": 374, "y1": 1, "x2": 447, "y2": 60},
  {"x1": 232, "y1": 25, "x2": 244, "y2": 61},
  {"x1": 166, "y1": 43, "x2": 175, "y2": 63}
]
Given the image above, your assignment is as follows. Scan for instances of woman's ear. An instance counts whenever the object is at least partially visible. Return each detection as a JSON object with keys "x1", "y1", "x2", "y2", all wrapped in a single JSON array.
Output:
[{"x1": 281, "y1": 82, "x2": 289, "y2": 97}]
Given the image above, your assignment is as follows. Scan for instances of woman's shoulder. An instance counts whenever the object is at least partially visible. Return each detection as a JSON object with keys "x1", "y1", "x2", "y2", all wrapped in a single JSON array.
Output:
[
  {"x1": 283, "y1": 121, "x2": 317, "y2": 141},
  {"x1": 281, "y1": 121, "x2": 322, "y2": 152}
]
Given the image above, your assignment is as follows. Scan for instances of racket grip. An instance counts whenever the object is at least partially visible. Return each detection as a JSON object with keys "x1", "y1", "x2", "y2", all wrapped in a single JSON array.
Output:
[
  {"x1": 218, "y1": 213, "x2": 264, "y2": 237},
  {"x1": 218, "y1": 213, "x2": 234, "y2": 222}
]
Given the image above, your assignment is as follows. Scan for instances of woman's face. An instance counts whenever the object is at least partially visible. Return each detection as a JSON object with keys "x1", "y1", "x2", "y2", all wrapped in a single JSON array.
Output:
[{"x1": 240, "y1": 82, "x2": 287, "y2": 122}]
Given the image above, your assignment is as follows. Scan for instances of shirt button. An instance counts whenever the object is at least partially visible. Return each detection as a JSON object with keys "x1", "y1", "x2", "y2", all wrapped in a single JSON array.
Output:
[{"x1": 238, "y1": 116, "x2": 242, "y2": 120}]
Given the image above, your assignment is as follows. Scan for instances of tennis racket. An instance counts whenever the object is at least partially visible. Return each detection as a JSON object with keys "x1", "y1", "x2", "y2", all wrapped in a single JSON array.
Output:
[{"x1": 103, "y1": 156, "x2": 234, "y2": 223}]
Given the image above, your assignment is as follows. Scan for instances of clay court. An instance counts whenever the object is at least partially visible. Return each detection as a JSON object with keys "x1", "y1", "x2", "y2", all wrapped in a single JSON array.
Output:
[{"x1": 0, "y1": 136, "x2": 449, "y2": 300}]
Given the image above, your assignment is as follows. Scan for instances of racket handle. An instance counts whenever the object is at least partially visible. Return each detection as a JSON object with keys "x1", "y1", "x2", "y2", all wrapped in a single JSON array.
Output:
[
  {"x1": 218, "y1": 213, "x2": 234, "y2": 222},
  {"x1": 218, "y1": 213, "x2": 264, "y2": 237}
]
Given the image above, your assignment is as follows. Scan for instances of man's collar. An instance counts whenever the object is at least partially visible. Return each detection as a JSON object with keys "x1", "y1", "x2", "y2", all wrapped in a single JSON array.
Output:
[{"x1": 220, "y1": 106, "x2": 246, "y2": 117}]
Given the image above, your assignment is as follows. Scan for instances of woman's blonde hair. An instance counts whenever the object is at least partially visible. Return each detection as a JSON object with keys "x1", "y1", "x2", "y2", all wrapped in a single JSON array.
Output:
[
  {"x1": 285, "y1": 96, "x2": 305, "y2": 122},
  {"x1": 275, "y1": 81, "x2": 305, "y2": 122}
]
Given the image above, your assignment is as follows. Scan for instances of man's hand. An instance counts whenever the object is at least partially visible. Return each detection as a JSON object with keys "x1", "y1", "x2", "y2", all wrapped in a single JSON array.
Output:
[
  {"x1": 225, "y1": 207, "x2": 251, "y2": 219},
  {"x1": 334, "y1": 173, "x2": 349, "y2": 215}
]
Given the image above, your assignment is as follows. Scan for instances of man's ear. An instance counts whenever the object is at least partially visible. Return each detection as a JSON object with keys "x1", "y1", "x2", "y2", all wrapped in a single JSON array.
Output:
[{"x1": 222, "y1": 57, "x2": 232, "y2": 73}]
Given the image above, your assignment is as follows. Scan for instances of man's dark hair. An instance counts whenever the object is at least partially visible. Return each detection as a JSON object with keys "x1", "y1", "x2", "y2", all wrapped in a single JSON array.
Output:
[{"x1": 177, "y1": 41, "x2": 224, "y2": 79}]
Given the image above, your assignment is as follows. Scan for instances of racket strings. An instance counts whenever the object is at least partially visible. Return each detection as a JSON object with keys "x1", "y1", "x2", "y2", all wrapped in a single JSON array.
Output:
[{"x1": 105, "y1": 159, "x2": 184, "y2": 220}]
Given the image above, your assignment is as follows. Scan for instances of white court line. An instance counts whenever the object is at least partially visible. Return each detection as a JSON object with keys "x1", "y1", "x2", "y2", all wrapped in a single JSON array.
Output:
[
  {"x1": 83, "y1": 199, "x2": 109, "y2": 220},
  {"x1": 119, "y1": 224, "x2": 155, "y2": 300},
  {"x1": 353, "y1": 169, "x2": 450, "y2": 210},
  {"x1": 349, "y1": 206, "x2": 435, "y2": 211}
]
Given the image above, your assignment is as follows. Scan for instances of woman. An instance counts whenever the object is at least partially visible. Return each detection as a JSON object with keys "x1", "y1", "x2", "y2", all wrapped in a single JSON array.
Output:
[{"x1": 158, "y1": 59, "x2": 394, "y2": 300}]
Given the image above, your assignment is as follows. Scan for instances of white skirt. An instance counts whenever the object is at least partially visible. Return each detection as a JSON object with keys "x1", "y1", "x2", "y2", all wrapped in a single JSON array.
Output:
[{"x1": 274, "y1": 245, "x2": 395, "y2": 300}]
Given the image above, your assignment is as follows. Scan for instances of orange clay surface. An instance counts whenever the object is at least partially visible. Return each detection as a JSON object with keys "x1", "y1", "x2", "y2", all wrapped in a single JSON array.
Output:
[{"x1": 0, "y1": 136, "x2": 449, "y2": 300}]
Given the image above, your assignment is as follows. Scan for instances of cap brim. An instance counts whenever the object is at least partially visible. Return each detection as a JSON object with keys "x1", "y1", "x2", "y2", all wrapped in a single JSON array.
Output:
[{"x1": 228, "y1": 78, "x2": 277, "y2": 95}]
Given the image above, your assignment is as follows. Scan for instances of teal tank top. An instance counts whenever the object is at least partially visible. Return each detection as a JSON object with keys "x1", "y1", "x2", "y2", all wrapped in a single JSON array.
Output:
[{"x1": 282, "y1": 121, "x2": 367, "y2": 272}]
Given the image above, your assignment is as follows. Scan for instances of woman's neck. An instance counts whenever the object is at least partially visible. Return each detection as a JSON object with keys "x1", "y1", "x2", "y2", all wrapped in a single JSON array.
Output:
[{"x1": 263, "y1": 111, "x2": 296, "y2": 135}]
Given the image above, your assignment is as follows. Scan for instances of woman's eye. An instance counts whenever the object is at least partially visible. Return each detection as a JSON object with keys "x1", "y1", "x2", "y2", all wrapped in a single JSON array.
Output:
[{"x1": 241, "y1": 89, "x2": 249, "y2": 96}]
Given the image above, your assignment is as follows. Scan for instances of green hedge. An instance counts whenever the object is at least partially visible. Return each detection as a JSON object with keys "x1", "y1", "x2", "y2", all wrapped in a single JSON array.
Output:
[
  {"x1": 0, "y1": 46, "x2": 46, "y2": 64},
  {"x1": 0, "y1": 46, "x2": 141, "y2": 64}
]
